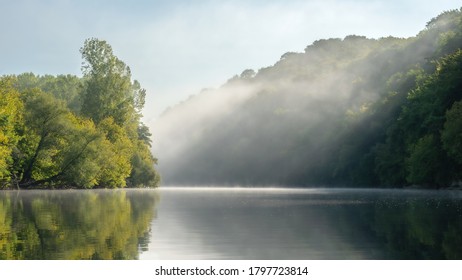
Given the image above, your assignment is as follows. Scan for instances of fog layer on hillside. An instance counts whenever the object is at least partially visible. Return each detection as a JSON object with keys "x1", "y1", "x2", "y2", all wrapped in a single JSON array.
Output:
[{"x1": 153, "y1": 10, "x2": 462, "y2": 187}]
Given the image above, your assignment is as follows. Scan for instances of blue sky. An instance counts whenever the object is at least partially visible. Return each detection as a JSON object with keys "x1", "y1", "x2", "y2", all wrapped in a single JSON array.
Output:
[{"x1": 1, "y1": 0, "x2": 461, "y2": 121}]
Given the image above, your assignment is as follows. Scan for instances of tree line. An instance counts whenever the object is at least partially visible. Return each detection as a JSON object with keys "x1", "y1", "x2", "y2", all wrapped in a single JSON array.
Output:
[
  {"x1": 0, "y1": 38, "x2": 159, "y2": 189},
  {"x1": 155, "y1": 8, "x2": 462, "y2": 188}
]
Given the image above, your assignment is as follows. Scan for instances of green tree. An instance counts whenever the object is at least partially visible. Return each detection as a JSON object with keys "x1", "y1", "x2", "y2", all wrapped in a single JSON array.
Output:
[
  {"x1": 1, "y1": 38, "x2": 159, "y2": 189},
  {"x1": 405, "y1": 135, "x2": 444, "y2": 185},
  {"x1": 80, "y1": 38, "x2": 159, "y2": 187},
  {"x1": 18, "y1": 89, "x2": 105, "y2": 188},
  {"x1": 55, "y1": 115, "x2": 107, "y2": 188},
  {"x1": 0, "y1": 78, "x2": 23, "y2": 182},
  {"x1": 78, "y1": 38, "x2": 159, "y2": 187},
  {"x1": 18, "y1": 89, "x2": 69, "y2": 185},
  {"x1": 442, "y1": 100, "x2": 462, "y2": 165},
  {"x1": 96, "y1": 117, "x2": 133, "y2": 188},
  {"x1": 14, "y1": 73, "x2": 82, "y2": 113},
  {"x1": 80, "y1": 38, "x2": 135, "y2": 126},
  {"x1": 129, "y1": 140, "x2": 160, "y2": 187}
]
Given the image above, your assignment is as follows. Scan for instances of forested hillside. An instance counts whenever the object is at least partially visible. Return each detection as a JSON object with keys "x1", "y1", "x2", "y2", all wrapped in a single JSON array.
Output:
[
  {"x1": 154, "y1": 9, "x2": 462, "y2": 188},
  {"x1": 0, "y1": 38, "x2": 159, "y2": 189}
]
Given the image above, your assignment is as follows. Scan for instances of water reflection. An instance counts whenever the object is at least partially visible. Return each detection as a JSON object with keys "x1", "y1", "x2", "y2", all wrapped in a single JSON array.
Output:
[
  {"x1": 371, "y1": 191, "x2": 462, "y2": 259},
  {"x1": 1, "y1": 188, "x2": 461, "y2": 259},
  {"x1": 0, "y1": 190, "x2": 159, "y2": 260},
  {"x1": 142, "y1": 188, "x2": 462, "y2": 260}
]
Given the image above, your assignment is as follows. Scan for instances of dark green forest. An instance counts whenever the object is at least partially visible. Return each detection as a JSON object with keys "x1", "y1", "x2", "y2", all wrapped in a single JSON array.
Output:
[
  {"x1": 155, "y1": 9, "x2": 462, "y2": 188},
  {"x1": 0, "y1": 38, "x2": 159, "y2": 189}
]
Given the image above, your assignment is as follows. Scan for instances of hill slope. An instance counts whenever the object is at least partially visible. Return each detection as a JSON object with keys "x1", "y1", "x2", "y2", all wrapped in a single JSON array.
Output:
[{"x1": 154, "y1": 9, "x2": 462, "y2": 187}]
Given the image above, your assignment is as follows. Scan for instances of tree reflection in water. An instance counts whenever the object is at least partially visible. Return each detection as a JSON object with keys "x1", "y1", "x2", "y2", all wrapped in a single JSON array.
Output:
[
  {"x1": 0, "y1": 190, "x2": 159, "y2": 260},
  {"x1": 0, "y1": 188, "x2": 461, "y2": 260}
]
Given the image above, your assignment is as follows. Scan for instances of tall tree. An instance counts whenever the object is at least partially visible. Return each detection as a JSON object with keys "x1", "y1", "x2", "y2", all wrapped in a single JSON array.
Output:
[
  {"x1": 80, "y1": 38, "x2": 135, "y2": 126},
  {"x1": 80, "y1": 38, "x2": 159, "y2": 187}
]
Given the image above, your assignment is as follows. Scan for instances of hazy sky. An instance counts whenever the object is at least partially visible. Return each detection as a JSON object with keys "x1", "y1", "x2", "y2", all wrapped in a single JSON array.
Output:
[{"x1": 1, "y1": 0, "x2": 460, "y2": 121}]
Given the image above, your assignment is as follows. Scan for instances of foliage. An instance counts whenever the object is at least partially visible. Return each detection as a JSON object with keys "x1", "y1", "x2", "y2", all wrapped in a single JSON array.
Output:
[
  {"x1": 0, "y1": 78, "x2": 23, "y2": 182},
  {"x1": 81, "y1": 38, "x2": 135, "y2": 126},
  {"x1": 0, "y1": 39, "x2": 159, "y2": 189},
  {"x1": 155, "y1": 8, "x2": 462, "y2": 188},
  {"x1": 96, "y1": 118, "x2": 133, "y2": 188},
  {"x1": 14, "y1": 73, "x2": 83, "y2": 113},
  {"x1": 442, "y1": 101, "x2": 462, "y2": 165},
  {"x1": 129, "y1": 140, "x2": 160, "y2": 187}
]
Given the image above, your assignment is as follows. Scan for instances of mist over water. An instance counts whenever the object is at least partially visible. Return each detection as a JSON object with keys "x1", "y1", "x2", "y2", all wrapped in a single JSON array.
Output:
[
  {"x1": 140, "y1": 187, "x2": 462, "y2": 259},
  {"x1": 0, "y1": 187, "x2": 460, "y2": 260}
]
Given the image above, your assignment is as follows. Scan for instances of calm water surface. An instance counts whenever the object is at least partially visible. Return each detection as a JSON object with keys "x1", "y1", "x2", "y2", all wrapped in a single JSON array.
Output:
[{"x1": 0, "y1": 187, "x2": 461, "y2": 259}]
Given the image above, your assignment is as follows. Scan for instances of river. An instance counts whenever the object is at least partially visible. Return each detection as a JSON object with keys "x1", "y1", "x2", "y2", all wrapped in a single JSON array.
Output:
[{"x1": 0, "y1": 187, "x2": 461, "y2": 259}]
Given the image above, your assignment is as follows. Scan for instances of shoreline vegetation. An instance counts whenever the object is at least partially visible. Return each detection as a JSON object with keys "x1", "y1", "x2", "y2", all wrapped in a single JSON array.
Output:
[
  {"x1": 155, "y1": 8, "x2": 462, "y2": 189},
  {"x1": 0, "y1": 38, "x2": 160, "y2": 190},
  {"x1": 3, "y1": 9, "x2": 462, "y2": 190},
  {"x1": 1, "y1": 184, "x2": 462, "y2": 190}
]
